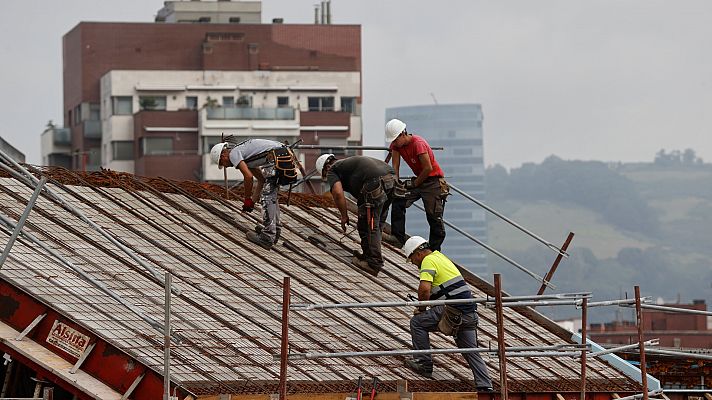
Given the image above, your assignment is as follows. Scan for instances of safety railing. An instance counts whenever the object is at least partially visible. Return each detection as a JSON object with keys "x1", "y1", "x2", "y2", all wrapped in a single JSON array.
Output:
[{"x1": 275, "y1": 273, "x2": 662, "y2": 400}]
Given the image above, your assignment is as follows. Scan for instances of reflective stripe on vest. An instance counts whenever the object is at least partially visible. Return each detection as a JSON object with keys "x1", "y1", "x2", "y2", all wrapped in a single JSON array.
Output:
[{"x1": 430, "y1": 275, "x2": 469, "y2": 301}]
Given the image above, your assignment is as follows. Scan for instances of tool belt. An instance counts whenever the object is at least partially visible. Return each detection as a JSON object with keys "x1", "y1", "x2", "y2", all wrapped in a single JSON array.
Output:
[
  {"x1": 268, "y1": 147, "x2": 298, "y2": 186},
  {"x1": 361, "y1": 174, "x2": 395, "y2": 206},
  {"x1": 438, "y1": 305, "x2": 463, "y2": 336},
  {"x1": 438, "y1": 177, "x2": 450, "y2": 200}
]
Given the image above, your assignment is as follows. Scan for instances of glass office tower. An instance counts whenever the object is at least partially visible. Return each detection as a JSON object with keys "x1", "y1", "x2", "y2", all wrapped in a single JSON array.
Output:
[{"x1": 386, "y1": 104, "x2": 487, "y2": 274}]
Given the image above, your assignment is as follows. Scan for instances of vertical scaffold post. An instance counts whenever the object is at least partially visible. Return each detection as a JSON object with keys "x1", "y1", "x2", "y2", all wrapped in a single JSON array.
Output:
[
  {"x1": 635, "y1": 286, "x2": 648, "y2": 400},
  {"x1": 279, "y1": 277, "x2": 291, "y2": 400},
  {"x1": 164, "y1": 273, "x2": 171, "y2": 400},
  {"x1": 494, "y1": 273, "x2": 508, "y2": 400},
  {"x1": 580, "y1": 297, "x2": 588, "y2": 400}
]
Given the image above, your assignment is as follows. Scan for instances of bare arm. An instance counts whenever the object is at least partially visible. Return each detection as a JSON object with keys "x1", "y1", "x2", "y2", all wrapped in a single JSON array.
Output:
[
  {"x1": 417, "y1": 280, "x2": 432, "y2": 311},
  {"x1": 251, "y1": 168, "x2": 265, "y2": 203},
  {"x1": 414, "y1": 153, "x2": 433, "y2": 187},
  {"x1": 330, "y1": 181, "x2": 350, "y2": 232},
  {"x1": 392, "y1": 149, "x2": 401, "y2": 181},
  {"x1": 236, "y1": 161, "x2": 254, "y2": 202}
]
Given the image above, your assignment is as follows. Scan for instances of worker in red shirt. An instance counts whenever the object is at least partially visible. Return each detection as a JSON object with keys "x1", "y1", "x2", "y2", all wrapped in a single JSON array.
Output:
[{"x1": 385, "y1": 118, "x2": 449, "y2": 251}]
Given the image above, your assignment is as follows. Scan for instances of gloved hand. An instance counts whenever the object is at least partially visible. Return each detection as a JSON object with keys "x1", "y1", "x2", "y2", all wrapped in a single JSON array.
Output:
[
  {"x1": 404, "y1": 177, "x2": 417, "y2": 190},
  {"x1": 242, "y1": 198, "x2": 255, "y2": 213}
]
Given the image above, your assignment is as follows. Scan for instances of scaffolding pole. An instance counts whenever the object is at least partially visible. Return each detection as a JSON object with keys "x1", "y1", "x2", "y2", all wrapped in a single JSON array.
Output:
[
  {"x1": 279, "y1": 277, "x2": 290, "y2": 400},
  {"x1": 635, "y1": 286, "x2": 649, "y2": 400},
  {"x1": 276, "y1": 344, "x2": 586, "y2": 361},
  {"x1": 622, "y1": 303, "x2": 712, "y2": 316},
  {"x1": 580, "y1": 298, "x2": 587, "y2": 400},
  {"x1": 494, "y1": 273, "x2": 509, "y2": 400},
  {"x1": 586, "y1": 339, "x2": 659, "y2": 358},
  {"x1": 294, "y1": 145, "x2": 444, "y2": 151},
  {"x1": 290, "y1": 292, "x2": 591, "y2": 311}
]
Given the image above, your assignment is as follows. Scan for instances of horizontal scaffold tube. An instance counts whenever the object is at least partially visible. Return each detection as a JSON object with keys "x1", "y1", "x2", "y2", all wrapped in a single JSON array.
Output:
[
  {"x1": 291, "y1": 292, "x2": 591, "y2": 311},
  {"x1": 275, "y1": 344, "x2": 588, "y2": 361}
]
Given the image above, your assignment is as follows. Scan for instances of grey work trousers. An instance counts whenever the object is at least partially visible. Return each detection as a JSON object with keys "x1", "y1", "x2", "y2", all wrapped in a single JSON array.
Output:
[
  {"x1": 410, "y1": 305, "x2": 492, "y2": 388},
  {"x1": 259, "y1": 167, "x2": 280, "y2": 243}
]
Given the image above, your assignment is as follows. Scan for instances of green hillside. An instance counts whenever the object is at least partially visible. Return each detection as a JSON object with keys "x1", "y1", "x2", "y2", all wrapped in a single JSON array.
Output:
[{"x1": 483, "y1": 158, "x2": 712, "y2": 322}]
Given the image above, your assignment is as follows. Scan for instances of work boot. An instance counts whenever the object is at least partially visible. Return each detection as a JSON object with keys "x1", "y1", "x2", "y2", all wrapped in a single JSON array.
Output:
[
  {"x1": 404, "y1": 358, "x2": 433, "y2": 379},
  {"x1": 246, "y1": 231, "x2": 273, "y2": 250},
  {"x1": 351, "y1": 256, "x2": 381, "y2": 276},
  {"x1": 254, "y1": 225, "x2": 281, "y2": 244}
]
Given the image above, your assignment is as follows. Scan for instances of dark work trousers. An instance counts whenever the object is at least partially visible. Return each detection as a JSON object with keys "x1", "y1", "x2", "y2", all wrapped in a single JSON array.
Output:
[
  {"x1": 356, "y1": 196, "x2": 392, "y2": 270},
  {"x1": 410, "y1": 305, "x2": 493, "y2": 388},
  {"x1": 391, "y1": 176, "x2": 447, "y2": 251}
]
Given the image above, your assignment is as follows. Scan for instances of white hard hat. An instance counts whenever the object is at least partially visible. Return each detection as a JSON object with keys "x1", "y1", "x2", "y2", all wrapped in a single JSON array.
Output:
[
  {"x1": 403, "y1": 236, "x2": 428, "y2": 261},
  {"x1": 315, "y1": 153, "x2": 335, "y2": 180},
  {"x1": 385, "y1": 118, "x2": 406, "y2": 143},
  {"x1": 210, "y1": 142, "x2": 228, "y2": 169}
]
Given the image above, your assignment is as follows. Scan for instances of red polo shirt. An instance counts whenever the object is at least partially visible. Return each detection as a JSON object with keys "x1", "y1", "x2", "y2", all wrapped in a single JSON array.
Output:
[{"x1": 390, "y1": 134, "x2": 444, "y2": 177}]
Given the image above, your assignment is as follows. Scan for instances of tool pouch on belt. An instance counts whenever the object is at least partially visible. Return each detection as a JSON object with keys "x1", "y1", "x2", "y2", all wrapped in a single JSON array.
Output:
[
  {"x1": 438, "y1": 305, "x2": 463, "y2": 336},
  {"x1": 271, "y1": 147, "x2": 298, "y2": 186},
  {"x1": 438, "y1": 177, "x2": 450, "y2": 201},
  {"x1": 362, "y1": 174, "x2": 394, "y2": 206}
]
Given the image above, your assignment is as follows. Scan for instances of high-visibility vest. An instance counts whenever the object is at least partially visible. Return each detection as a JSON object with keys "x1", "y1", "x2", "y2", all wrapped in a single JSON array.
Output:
[{"x1": 419, "y1": 251, "x2": 474, "y2": 312}]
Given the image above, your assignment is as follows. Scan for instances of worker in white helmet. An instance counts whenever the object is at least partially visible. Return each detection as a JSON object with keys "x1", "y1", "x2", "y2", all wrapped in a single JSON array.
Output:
[
  {"x1": 385, "y1": 118, "x2": 449, "y2": 250},
  {"x1": 402, "y1": 236, "x2": 493, "y2": 391},
  {"x1": 315, "y1": 154, "x2": 396, "y2": 276},
  {"x1": 210, "y1": 138, "x2": 297, "y2": 249}
]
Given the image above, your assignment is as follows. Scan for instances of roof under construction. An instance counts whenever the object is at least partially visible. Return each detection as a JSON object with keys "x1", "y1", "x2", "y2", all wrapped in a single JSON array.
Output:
[{"x1": 0, "y1": 166, "x2": 641, "y2": 398}]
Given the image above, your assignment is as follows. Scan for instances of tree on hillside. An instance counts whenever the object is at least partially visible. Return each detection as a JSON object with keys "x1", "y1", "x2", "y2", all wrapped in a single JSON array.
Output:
[
  {"x1": 655, "y1": 148, "x2": 703, "y2": 166},
  {"x1": 486, "y1": 156, "x2": 659, "y2": 235}
]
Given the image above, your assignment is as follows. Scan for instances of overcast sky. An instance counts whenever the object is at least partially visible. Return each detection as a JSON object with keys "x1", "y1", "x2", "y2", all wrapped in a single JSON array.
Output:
[{"x1": 2, "y1": 0, "x2": 711, "y2": 167}]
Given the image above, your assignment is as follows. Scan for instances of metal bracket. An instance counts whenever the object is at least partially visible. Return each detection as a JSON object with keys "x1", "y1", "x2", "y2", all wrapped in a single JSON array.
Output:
[
  {"x1": 2, "y1": 353, "x2": 11, "y2": 366},
  {"x1": 15, "y1": 313, "x2": 46, "y2": 341},
  {"x1": 69, "y1": 342, "x2": 95, "y2": 374},
  {"x1": 120, "y1": 373, "x2": 145, "y2": 400}
]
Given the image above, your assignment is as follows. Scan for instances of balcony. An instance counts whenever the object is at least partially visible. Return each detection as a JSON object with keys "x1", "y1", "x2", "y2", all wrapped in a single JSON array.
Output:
[
  {"x1": 53, "y1": 128, "x2": 71, "y2": 146},
  {"x1": 206, "y1": 106, "x2": 295, "y2": 120},
  {"x1": 83, "y1": 120, "x2": 102, "y2": 139}
]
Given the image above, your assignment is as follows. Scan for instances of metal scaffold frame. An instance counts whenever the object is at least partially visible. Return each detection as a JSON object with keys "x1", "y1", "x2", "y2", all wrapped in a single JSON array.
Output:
[{"x1": 275, "y1": 273, "x2": 665, "y2": 400}]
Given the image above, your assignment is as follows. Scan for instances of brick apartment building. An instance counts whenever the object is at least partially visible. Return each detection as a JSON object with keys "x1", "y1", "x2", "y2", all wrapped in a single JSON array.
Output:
[
  {"x1": 589, "y1": 300, "x2": 712, "y2": 348},
  {"x1": 43, "y1": 0, "x2": 362, "y2": 182}
]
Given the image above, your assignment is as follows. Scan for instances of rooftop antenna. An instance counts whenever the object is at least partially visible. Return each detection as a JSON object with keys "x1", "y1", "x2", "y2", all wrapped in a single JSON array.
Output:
[{"x1": 430, "y1": 92, "x2": 438, "y2": 105}]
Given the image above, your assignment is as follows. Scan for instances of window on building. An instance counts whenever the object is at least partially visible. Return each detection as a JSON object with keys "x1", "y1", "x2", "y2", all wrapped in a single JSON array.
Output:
[
  {"x1": 185, "y1": 96, "x2": 198, "y2": 110},
  {"x1": 277, "y1": 96, "x2": 289, "y2": 107},
  {"x1": 223, "y1": 96, "x2": 235, "y2": 107},
  {"x1": 673, "y1": 338, "x2": 681, "y2": 348},
  {"x1": 139, "y1": 96, "x2": 167, "y2": 111},
  {"x1": 88, "y1": 104, "x2": 101, "y2": 121},
  {"x1": 308, "y1": 96, "x2": 335, "y2": 111},
  {"x1": 73, "y1": 105, "x2": 81, "y2": 125},
  {"x1": 112, "y1": 141, "x2": 134, "y2": 161},
  {"x1": 229, "y1": 17, "x2": 241, "y2": 23},
  {"x1": 340, "y1": 97, "x2": 356, "y2": 114},
  {"x1": 142, "y1": 137, "x2": 173, "y2": 156},
  {"x1": 112, "y1": 96, "x2": 133, "y2": 115},
  {"x1": 198, "y1": 16, "x2": 211, "y2": 23}
]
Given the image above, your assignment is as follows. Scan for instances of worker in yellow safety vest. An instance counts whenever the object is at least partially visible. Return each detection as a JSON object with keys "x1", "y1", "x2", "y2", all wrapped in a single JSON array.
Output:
[{"x1": 403, "y1": 236, "x2": 493, "y2": 391}]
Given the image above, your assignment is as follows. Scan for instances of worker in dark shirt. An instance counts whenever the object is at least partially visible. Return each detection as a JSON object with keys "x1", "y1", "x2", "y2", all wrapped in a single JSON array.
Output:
[{"x1": 315, "y1": 154, "x2": 396, "y2": 276}]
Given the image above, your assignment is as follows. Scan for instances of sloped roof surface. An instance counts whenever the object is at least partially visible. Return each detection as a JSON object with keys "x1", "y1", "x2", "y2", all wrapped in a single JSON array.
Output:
[{"x1": 0, "y1": 168, "x2": 639, "y2": 395}]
